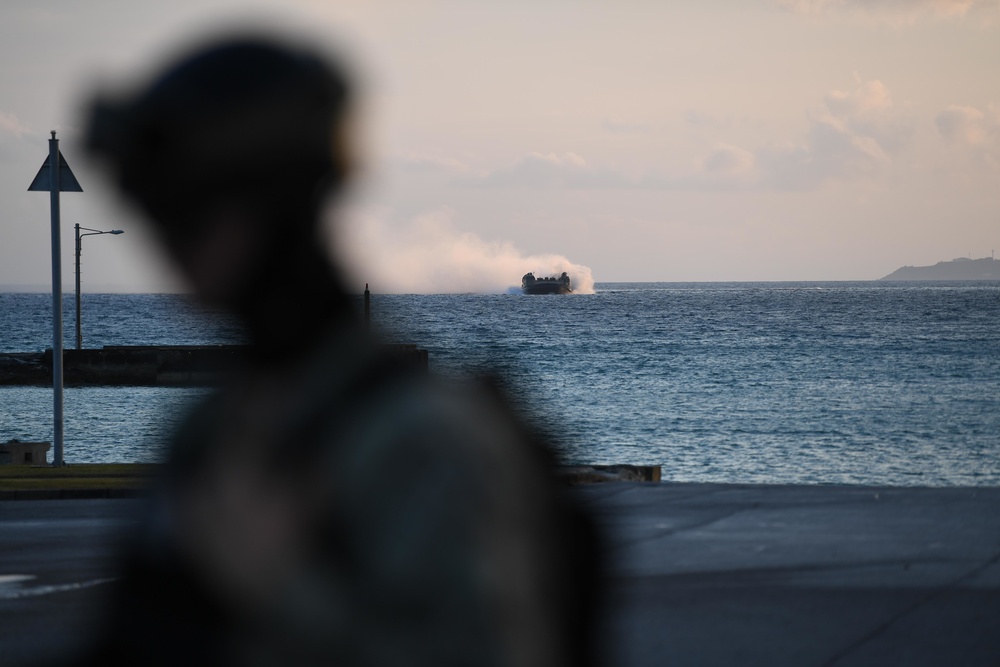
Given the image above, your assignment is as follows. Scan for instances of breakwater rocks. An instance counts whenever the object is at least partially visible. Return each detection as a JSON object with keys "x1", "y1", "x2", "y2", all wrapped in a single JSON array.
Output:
[
  {"x1": 557, "y1": 465, "x2": 661, "y2": 484},
  {"x1": 0, "y1": 344, "x2": 428, "y2": 387}
]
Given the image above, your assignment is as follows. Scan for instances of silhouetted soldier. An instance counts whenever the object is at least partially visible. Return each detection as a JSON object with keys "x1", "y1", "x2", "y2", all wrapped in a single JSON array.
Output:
[{"x1": 80, "y1": 34, "x2": 599, "y2": 667}]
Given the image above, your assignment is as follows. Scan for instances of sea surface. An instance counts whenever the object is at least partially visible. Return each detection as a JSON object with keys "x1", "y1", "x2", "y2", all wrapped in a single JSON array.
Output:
[{"x1": 1, "y1": 282, "x2": 998, "y2": 486}]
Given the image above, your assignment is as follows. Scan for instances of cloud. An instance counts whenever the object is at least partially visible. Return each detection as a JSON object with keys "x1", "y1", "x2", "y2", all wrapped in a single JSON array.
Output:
[
  {"x1": 459, "y1": 152, "x2": 632, "y2": 189},
  {"x1": 683, "y1": 110, "x2": 746, "y2": 130},
  {"x1": 672, "y1": 144, "x2": 759, "y2": 190},
  {"x1": 824, "y1": 79, "x2": 891, "y2": 117},
  {"x1": 775, "y1": 0, "x2": 997, "y2": 23},
  {"x1": 702, "y1": 144, "x2": 756, "y2": 177},
  {"x1": 0, "y1": 111, "x2": 41, "y2": 165},
  {"x1": 334, "y1": 207, "x2": 596, "y2": 294},
  {"x1": 822, "y1": 79, "x2": 911, "y2": 152},
  {"x1": 935, "y1": 103, "x2": 1000, "y2": 166},
  {"x1": 0, "y1": 111, "x2": 30, "y2": 138},
  {"x1": 688, "y1": 79, "x2": 909, "y2": 190},
  {"x1": 459, "y1": 147, "x2": 761, "y2": 192},
  {"x1": 684, "y1": 110, "x2": 722, "y2": 128},
  {"x1": 395, "y1": 153, "x2": 471, "y2": 174},
  {"x1": 757, "y1": 79, "x2": 910, "y2": 188},
  {"x1": 455, "y1": 80, "x2": 910, "y2": 193},
  {"x1": 936, "y1": 104, "x2": 992, "y2": 145},
  {"x1": 601, "y1": 118, "x2": 652, "y2": 134}
]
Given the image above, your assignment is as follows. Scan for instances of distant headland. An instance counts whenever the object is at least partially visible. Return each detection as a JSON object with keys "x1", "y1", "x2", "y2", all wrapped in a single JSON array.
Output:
[{"x1": 881, "y1": 256, "x2": 999, "y2": 281}]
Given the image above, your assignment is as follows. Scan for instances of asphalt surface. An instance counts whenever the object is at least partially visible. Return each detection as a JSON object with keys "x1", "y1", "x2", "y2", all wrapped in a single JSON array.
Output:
[
  {"x1": 578, "y1": 482, "x2": 1000, "y2": 666},
  {"x1": 0, "y1": 498, "x2": 142, "y2": 666},
  {"x1": 2, "y1": 483, "x2": 999, "y2": 666}
]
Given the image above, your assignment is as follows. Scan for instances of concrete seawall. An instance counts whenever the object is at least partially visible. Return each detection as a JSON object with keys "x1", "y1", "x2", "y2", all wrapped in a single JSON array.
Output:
[{"x1": 0, "y1": 344, "x2": 428, "y2": 386}]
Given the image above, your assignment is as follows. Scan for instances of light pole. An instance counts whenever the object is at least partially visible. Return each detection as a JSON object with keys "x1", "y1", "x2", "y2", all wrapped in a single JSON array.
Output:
[{"x1": 75, "y1": 224, "x2": 123, "y2": 350}]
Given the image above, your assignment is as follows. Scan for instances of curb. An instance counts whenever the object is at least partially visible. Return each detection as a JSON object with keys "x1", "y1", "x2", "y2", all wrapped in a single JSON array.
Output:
[{"x1": 0, "y1": 488, "x2": 148, "y2": 501}]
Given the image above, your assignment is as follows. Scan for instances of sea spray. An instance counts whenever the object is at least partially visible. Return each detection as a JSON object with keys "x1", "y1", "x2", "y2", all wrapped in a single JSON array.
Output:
[{"x1": 332, "y1": 207, "x2": 595, "y2": 294}]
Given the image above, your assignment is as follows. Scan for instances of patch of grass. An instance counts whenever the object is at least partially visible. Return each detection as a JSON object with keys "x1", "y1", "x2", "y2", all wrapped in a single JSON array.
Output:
[{"x1": 0, "y1": 463, "x2": 158, "y2": 490}]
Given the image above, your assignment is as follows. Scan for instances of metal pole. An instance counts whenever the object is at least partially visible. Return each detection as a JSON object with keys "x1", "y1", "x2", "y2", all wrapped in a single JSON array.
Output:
[
  {"x1": 49, "y1": 131, "x2": 64, "y2": 467},
  {"x1": 75, "y1": 224, "x2": 82, "y2": 350},
  {"x1": 364, "y1": 283, "x2": 370, "y2": 331},
  {"x1": 73, "y1": 227, "x2": 122, "y2": 350}
]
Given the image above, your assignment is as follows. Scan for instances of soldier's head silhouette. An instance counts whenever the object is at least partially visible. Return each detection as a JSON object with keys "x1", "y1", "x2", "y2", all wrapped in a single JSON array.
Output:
[{"x1": 87, "y1": 36, "x2": 353, "y2": 335}]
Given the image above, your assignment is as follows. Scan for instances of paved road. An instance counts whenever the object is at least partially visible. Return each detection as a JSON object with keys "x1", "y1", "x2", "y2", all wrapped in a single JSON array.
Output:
[
  {"x1": 0, "y1": 498, "x2": 143, "y2": 666},
  {"x1": 2, "y1": 484, "x2": 999, "y2": 666},
  {"x1": 578, "y1": 483, "x2": 1000, "y2": 666}
]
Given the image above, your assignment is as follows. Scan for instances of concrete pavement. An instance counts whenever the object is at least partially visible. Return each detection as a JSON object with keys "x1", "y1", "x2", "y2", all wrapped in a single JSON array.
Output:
[
  {"x1": 0, "y1": 498, "x2": 142, "y2": 666},
  {"x1": 578, "y1": 482, "x2": 1000, "y2": 666},
  {"x1": 1, "y1": 483, "x2": 999, "y2": 665}
]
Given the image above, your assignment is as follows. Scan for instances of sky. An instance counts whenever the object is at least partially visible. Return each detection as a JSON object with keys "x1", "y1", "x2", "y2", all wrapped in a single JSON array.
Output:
[{"x1": 0, "y1": 0, "x2": 998, "y2": 293}]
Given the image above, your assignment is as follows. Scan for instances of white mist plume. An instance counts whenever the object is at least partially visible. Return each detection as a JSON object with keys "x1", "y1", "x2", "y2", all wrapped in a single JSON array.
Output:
[{"x1": 331, "y1": 207, "x2": 595, "y2": 294}]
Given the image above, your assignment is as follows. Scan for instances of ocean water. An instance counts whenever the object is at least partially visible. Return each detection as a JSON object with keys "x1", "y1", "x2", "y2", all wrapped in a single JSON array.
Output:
[{"x1": 1, "y1": 282, "x2": 998, "y2": 486}]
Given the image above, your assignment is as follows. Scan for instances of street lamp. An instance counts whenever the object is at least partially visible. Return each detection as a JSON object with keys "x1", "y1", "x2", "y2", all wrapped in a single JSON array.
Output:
[{"x1": 75, "y1": 224, "x2": 123, "y2": 350}]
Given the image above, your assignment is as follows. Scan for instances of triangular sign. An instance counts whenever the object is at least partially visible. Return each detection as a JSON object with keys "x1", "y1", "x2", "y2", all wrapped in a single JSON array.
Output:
[{"x1": 28, "y1": 150, "x2": 83, "y2": 192}]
